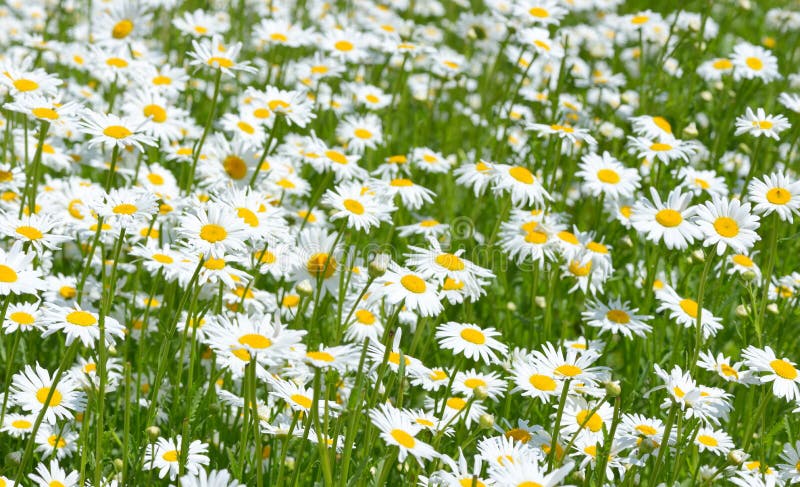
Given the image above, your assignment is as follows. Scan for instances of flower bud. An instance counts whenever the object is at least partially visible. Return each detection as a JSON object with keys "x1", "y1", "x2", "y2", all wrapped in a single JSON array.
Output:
[
  {"x1": 113, "y1": 458, "x2": 124, "y2": 472},
  {"x1": 369, "y1": 253, "x2": 390, "y2": 278},
  {"x1": 701, "y1": 90, "x2": 713, "y2": 101},
  {"x1": 728, "y1": 449, "x2": 746, "y2": 466},
  {"x1": 741, "y1": 270, "x2": 757, "y2": 281},
  {"x1": 506, "y1": 302, "x2": 517, "y2": 311},
  {"x1": 473, "y1": 385, "x2": 489, "y2": 400},
  {"x1": 736, "y1": 305, "x2": 751, "y2": 317},
  {"x1": 479, "y1": 413, "x2": 495, "y2": 429},
  {"x1": 535, "y1": 296, "x2": 546, "y2": 309},
  {"x1": 682, "y1": 123, "x2": 698, "y2": 138},
  {"x1": 296, "y1": 280, "x2": 313, "y2": 297},
  {"x1": 145, "y1": 426, "x2": 161, "y2": 442},
  {"x1": 767, "y1": 303, "x2": 779, "y2": 315},
  {"x1": 603, "y1": 380, "x2": 621, "y2": 397},
  {"x1": 691, "y1": 250, "x2": 705, "y2": 262}
]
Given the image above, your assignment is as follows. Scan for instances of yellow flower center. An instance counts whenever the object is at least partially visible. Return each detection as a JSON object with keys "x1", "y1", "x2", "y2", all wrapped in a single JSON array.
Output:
[
  {"x1": 16, "y1": 226, "x2": 43, "y2": 240},
  {"x1": 354, "y1": 128, "x2": 372, "y2": 139},
  {"x1": 697, "y1": 434, "x2": 718, "y2": 447},
  {"x1": 636, "y1": 424, "x2": 657, "y2": 436},
  {"x1": 307, "y1": 253, "x2": 337, "y2": 279},
  {"x1": 555, "y1": 364, "x2": 582, "y2": 377},
  {"x1": 14, "y1": 78, "x2": 39, "y2": 92},
  {"x1": 152, "y1": 75, "x2": 172, "y2": 85},
  {"x1": 732, "y1": 254, "x2": 753, "y2": 267},
  {"x1": 32, "y1": 107, "x2": 59, "y2": 120},
  {"x1": 528, "y1": 7, "x2": 549, "y2": 17},
  {"x1": 113, "y1": 203, "x2": 137, "y2": 215},
  {"x1": 568, "y1": 260, "x2": 592, "y2": 277},
  {"x1": 652, "y1": 116, "x2": 672, "y2": 134},
  {"x1": 712, "y1": 59, "x2": 732, "y2": 70},
  {"x1": 307, "y1": 351, "x2": 335, "y2": 362},
  {"x1": 325, "y1": 150, "x2": 348, "y2": 164},
  {"x1": 343, "y1": 199, "x2": 364, "y2": 215},
  {"x1": 112, "y1": 19, "x2": 134, "y2": 39},
  {"x1": 713, "y1": 216, "x2": 739, "y2": 238},
  {"x1": 754, "y1": 120, "x2": 773, "y2": 130},
  {"x1": 766, "y1": 187, "x2": 791, "y2": 205},
  {"x1": 66, "y1": 310, "x2": 97, "y2": 326},
  {"x1": 36, "y1": 387, "x2": 62, "y2": 406},
  {"x1": 334, "y1": 40, "x2": 354, "y2": 51},
  {"x1": 238, "y1": 333, "x2": 272, "y2": 349},
  {"x1": 597, "y1": 168, "x2": 620, "y2": 184},
  {"x1": 770, "y1": 359, "x2": 798, "y2": 379},
  {"x1": 746, "y1": 57, "x2": 763, "y2": 70},
  {"x1": 143, "y1": 104, "x2": 167, "y2": 123},
  {"x1": 199, "y1": 223, "x2": 227, "y2": 243},
  {"x1": 460, "y1": 328, "x2": 486, "y2": 344},
  {"x1": 355, "y1": 309, "x2": 375, "y2": 324},
  {"x1": 223, "y1": 155, "x2": 248, "y2": 180},
  {"x1": 576, "y1": 409, "x2": 603, "y2": 432},
  {"x1": 237, "y1": 207, "x2": 259, "y2": 227},
  {"x1": 508, "y1": 166, "x2": 534, "y2": 184},
  {"x1": 48, "y1": 434, "x2": 67, "y2": 448},
  {"x1": 162, "y1": 450, "x2": 179, "y2": 462},
  {"x1": 447, "y1": 397, "x2": 467, "y2": 409},
  {"x1": 606, "y1": 309, "x2": 630, "y2": 324},
  {"x1": 720, "y1": 363, "x2": 739, "y2": 379},
  {"x1": 390, "y1": 429, "x2": 415, "y2": 448},
  {"x1": 10, "y1": 311, "x2": 34, "y2": 324},
  {"x1": 103, "y1": 125, "x2": 132, "y2": 139},
  {"x1": 207, "y1": 57, "x2": 234, "y2": 68},
  {"x1": 436, "y1": 253, "x2": 465, "y2": 271},
  {"x1": 655, "y1": 208, "x2": 682, "y2": 227},
  {"x1": 679, "y1": 298, "x2": 698, "y2": 318},
  {"x1": 237, "y1": 121, "x2": 255, "y2": 134},
  {"x1": 291, "y1": 394, "x2": 313, "y2": 409},
  {"x1": 11, "y1": 419, "x2": 32, "y2": 429},
  {"x1": 650, "y1": 142, "x2": 672, "y2": 151},
  {"x1": 400, "y1": 274, "x2": 426, "y2": 293},
  {"x1": 0, "y1": 264, "x2": 20, "y2": 283},
  {"x1": 529, "y1": 374, "x2": 556, "y2": 391}
]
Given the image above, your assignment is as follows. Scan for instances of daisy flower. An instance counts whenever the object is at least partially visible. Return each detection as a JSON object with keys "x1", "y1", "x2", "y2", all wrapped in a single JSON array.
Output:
[
  {"x1": 582, "y1": 298, "x2": 653, "y2": 338},
  {"x1": 435, "y1": 322, "x2": 508, "y2": 365},
  {"x1": 0, "y1": 213, "x2": 68, "y2": 252},
  {"x1": 697, "y1": 351, "x2": 756, "y2": 384},
  {"x1": 577, "y1": 151, "x2": 640, "y2": 199},
  {"x1": 0, "y1": 243, "x2": 45, "y2": 296},
  {"x1": 3, "y1": 301, "x2": 44, "y2": 334},
  {"x1": 405, "y1": 237, "x2": 494, "y2": 299},
  {"x1": 560, "y1": 397, "x2": 614, "y2": 442},
  {"x1": 27, "y1": 459, "x2": 79, "y2": 487},
  {"x1": 10, "y1": 363, "x2": 85, "y2": 424},
  {"x1": 97, "y1": 188, "x2": 159, "y2": 226},
  {"x1": 726, "y1": 253, "x2": 761, "y2": 281},
  {"x1": 378, "y1": 177, "x2": 436, "y2": 210},
  {"x1": 636, "y1": 137, "x2": 700, "y2": 167},
  {"x1": 530, "y1": 342, "x2": 610, "y2": 386},
  {"x1": 656, "y1": 286, "x2": 723, "y2": 338},
  {"x1": 515, "y1": 0, "x2": 568, "y2": 26},
  {"x1": 731, "y1": 42, "x2": 780, "y2": 82},
  {"x1": 41, "y1": 303, "x2": 125, "y2": 347},
  {"x1": 321, "y1": 183, "x2": 395, "y2": 232},
  {"x1": 631, "y1": 187, "x2": 702, "y2": 250},
  {"x1": 630, "y1": 115, "x2": 676, "y2": 140},
  {"x1": 734, "y1": 107, "x2": 791, "y2": 139},
  {"x1": 143, "y1": 436, "x2": 210, "y2": 480},
  {"x1": 178, "y1": 205, "x2": 249, "y2": 258},
  {"x1": 187, "y1": 36, "x2": 256, "y2": 76},
  {"x1": 742, "y1": 345, "x2": 800, "y2": 401},
  {"x1": 777, "y1": 440, "x2": 800, "y2": 484},
  {"x1": 694, "y1": 427, "x2": 735, "y2": 456},
  {"x1": 79, "y1": 110, "x2": 155, "y2": 151},
  {"x1": 369, "y1": 403, "x2": 438, "y2": 465},
  {"x1": 694, "y1": 197, "x2": 760, "y2": 256},
  {"x1": 491, "y1": 164, "x2": 551, "y2": 207},
  {"x1": 748, "y1": 171, "x2": 800, "y2": 221},
  {"x1": 454, "y1": 159, "x2": 495, "y2": 197},
  {"x1": 336, "y1": 114, "x2": 383, "y2": 153},
  {"x1": 510, "y1": 356, "x2": 562, "y2": 402},
  {"x1": 374, "y1": 264, "x2": 443, "y2": 317}
]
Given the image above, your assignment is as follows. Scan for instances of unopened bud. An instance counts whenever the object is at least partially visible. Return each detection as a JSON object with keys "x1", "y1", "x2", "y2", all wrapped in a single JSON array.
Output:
[
  {"x1": 691, "y1": 250, "x2": 705, "y2": 262},
  {"x1": 638, "y1": 437, "x2": 657, "y2": 454},
  {"x1": 145, "y1": 426, "x2": 161, "y2": 442},
  {"x1": 296, "y1": 280, "x2": 313, "y2": 297},
  {"x1": 479, "y1": 413, "x2": 495, "y2": 429},
  {"x1": 5, "y1": 451, "x2": 21, "y2": 466},
  {"x1": 736, "y1": 304, "x2": 750, "y2": 317},
  {"x1": 682, "y1": 122, "x2": 698, "y2": 138},
  {"x1": 603, "y1": 380, "x2": 621, "y2": 397},
  {"x1": 285, "y1": 457, "x2": 296, "y2": 471},
  {"x1": 506, "y1": 302, "x2": 517, "y2": 311},
  {"x1": 621, "y1": 236, "x2": 633, "y2": 248},
  {"x1": 369, "y1": 253, "x2": 390, "y2": 278},
  {"x1": 701, "y1": 91, "x2": 712, "y2": 101},
  {"x1": 535, "y1": 296, "x2": 546, "y2": 308},
  {"x1": 113, "y1": 458, "x2": 124, "y2": 472},
  {"x1": 473, "y1": 385, "x2": 489, "y2": 400},
  {"x1": 741, "y1": 270, "x2": 757, "y2": 281},
  {"x1": 728, "y1": 449, "x2": 746, "y2": 466},
  {"x1": 767, "y1": 303, "x2": 779, "y2": 315}
]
